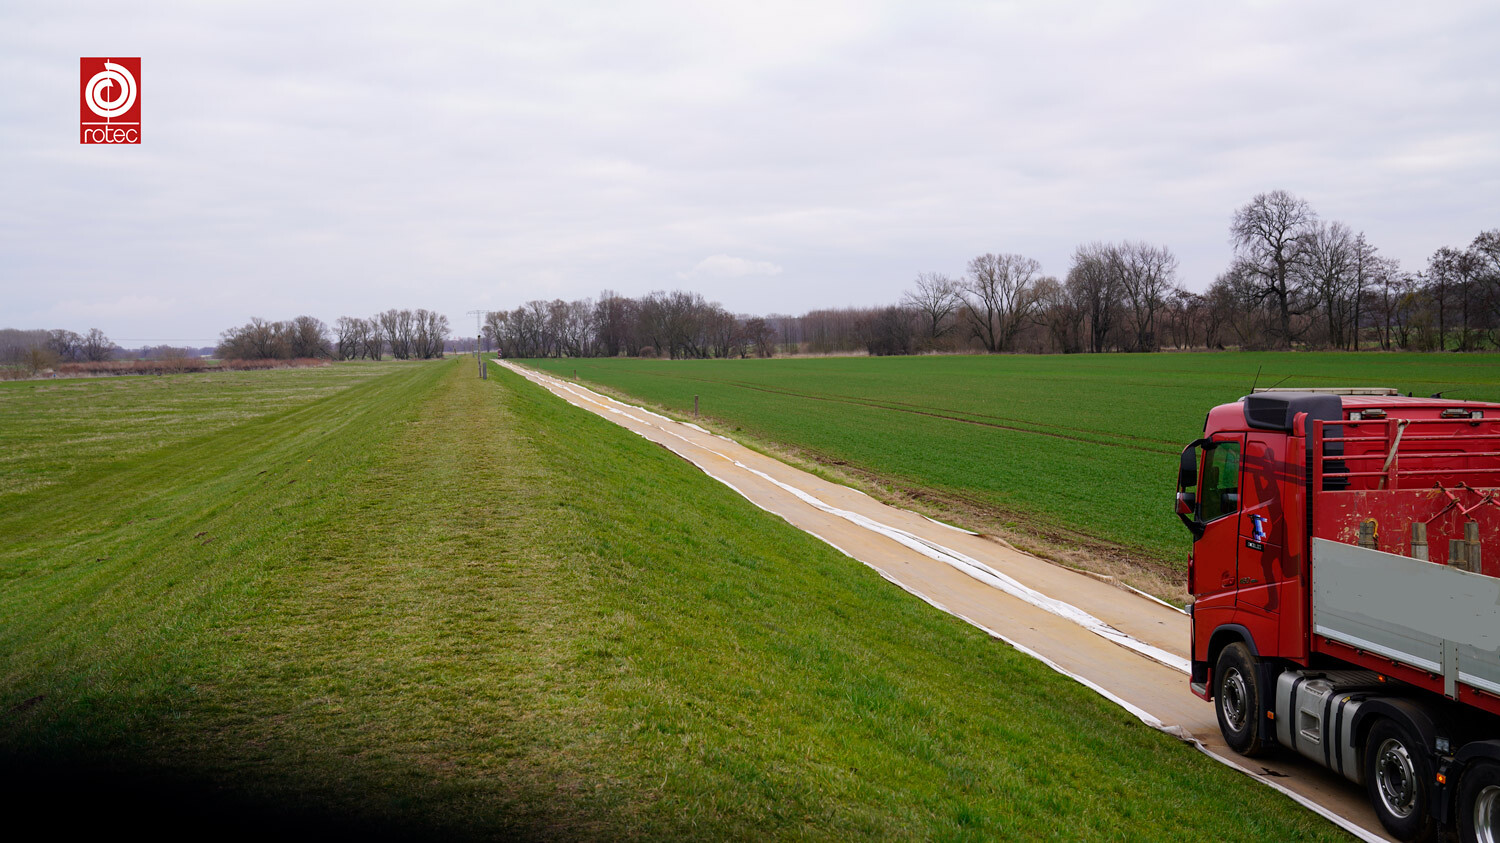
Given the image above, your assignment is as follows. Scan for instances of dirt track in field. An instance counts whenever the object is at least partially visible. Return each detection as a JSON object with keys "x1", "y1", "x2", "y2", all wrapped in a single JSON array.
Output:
[{"x1": 500, "y1": 360, "x2": 1391, "y2": 842}]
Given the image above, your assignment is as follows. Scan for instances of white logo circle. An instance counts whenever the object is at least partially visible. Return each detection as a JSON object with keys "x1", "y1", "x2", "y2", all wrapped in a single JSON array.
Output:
[{"x1": 85, "y1": 61, "x2": 137, "y2": 119}]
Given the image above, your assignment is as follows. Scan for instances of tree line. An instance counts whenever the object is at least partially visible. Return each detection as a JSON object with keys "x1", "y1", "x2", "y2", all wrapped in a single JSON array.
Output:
[
  {"x1": 0, "y1": 328, "x2": 115, "y2": 375},
  {"x1": 484, "y1": 291, "x2": 776, "y2": 359},
  {"x1": 1216, "y1": 191, "x2": 1497, "y2": 352},
  {"x1": 486, "y1": 191, "x2": 1496, "y2": 358},
  {"x1": 217, "y1": 309, "x2": 450, "y2": 360},
  {"x1": 7, "y1": 191, "x2": 1495, "y2": 372}
]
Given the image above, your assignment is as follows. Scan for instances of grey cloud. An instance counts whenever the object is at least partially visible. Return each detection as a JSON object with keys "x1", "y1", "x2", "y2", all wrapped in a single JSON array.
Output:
[{"x1": 1, "y1": 1, "x2": 1496, "y2": 340}]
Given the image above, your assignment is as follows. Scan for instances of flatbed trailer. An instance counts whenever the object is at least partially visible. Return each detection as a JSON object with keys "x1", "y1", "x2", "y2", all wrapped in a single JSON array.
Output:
[{"x1": 1179, "y1": 389, "x2": 1500, "y2": 842}]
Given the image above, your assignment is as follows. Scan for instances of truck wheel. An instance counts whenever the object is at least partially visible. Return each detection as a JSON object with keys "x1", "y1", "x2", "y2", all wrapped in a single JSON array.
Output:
[
  {"x1": 1364, "y1": 718, "x2": 1437, "y2": 842},
  {"x1": 1459, "y1": 760, "x2": 1500, "y2": 843},
  {"x1": 1214, "y1": 643, "x2": 1269, "y2": 757}
]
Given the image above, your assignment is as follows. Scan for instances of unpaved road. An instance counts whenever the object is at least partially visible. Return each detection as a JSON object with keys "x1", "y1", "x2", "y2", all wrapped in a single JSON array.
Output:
[{"x1": 500, "y1": 361, "x2": 1390, "y2": 842}]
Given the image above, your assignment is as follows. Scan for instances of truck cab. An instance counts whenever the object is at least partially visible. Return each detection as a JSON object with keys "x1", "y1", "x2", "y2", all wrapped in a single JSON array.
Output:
[{"x1": 1179, "y1": 388, "x2": 1500, "y2": 842}]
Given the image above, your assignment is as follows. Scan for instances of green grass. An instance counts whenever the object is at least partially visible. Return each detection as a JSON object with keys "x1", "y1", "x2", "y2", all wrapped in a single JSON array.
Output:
[
  {"x1": 0, "y1": 357, "x2": 1349, "y2": 839},
  {"x1": 0, "y1": 361, "x2": 403, "y2": 498},
  {"x1": 526, "y1": 352, "x2": 1500, "y2": 569}
]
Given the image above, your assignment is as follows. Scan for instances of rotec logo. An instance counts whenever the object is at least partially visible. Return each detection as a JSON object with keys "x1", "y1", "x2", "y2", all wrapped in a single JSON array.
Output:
[{"x1": 80, "y1": 57, "x2": 141, "y2": 144}]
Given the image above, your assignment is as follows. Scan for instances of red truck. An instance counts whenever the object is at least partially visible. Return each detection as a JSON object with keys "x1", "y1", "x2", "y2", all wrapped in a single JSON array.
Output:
[{"x1": 1179, "y1": 388, "x2": 1500, "y2": 842}]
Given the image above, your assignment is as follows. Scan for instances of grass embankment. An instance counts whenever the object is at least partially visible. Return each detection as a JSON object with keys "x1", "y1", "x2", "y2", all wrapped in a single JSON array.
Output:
[
  {"x1": 1, "y1": 357, "x2": 1346, "y2": 840},
  {"x1": 527, "y1": 352, "x2": 1500, "y2": 578},
  {"x1": 0, "y1": 361, "x2": 396, "y2": 497}
]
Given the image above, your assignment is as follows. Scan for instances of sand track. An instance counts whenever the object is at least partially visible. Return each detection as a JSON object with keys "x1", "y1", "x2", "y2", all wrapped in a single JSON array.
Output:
[{"x1": 501, "y1": 360, "x2": 1389, "y2": 842}]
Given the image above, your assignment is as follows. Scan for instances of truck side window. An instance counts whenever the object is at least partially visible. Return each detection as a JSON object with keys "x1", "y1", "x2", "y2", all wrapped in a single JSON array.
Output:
[{"x1": 1199, "y1": 443, "x2": 1240, "y2": 522}]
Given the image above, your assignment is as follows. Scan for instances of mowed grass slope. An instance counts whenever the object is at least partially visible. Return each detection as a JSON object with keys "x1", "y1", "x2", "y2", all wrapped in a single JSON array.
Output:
[
  {"x1": 528, "y1": 352, "x2": 1500, "y2": 570},
  {"x1": 0, "y1": 361, "x2": 400, "y2": 498},
  {"x1": 1, "y1": 358, "x2": 1345, "y2": 840}
]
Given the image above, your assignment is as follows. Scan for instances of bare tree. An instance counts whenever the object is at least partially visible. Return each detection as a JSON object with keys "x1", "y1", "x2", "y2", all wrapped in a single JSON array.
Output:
[
  {"x1": 365, "y1": 317, "x2": 386, "y2": 360},
  {"x1": 1033, "y1": 276, "x2": 1082, "y2": 353},
  {"x1": 902, "y1": 272, "x2": 961, "y2": 347},
  {"x1": 1209, "y1": 264, "x2": 1279, "y2": 350},
  {"x1": 334, "y1": 317, "x2": 362, "y2": 360},
  {"x1": 288, "y1": 315, "x2": 332, "y2": 358},
  {"x1": 218, "y1": 317, "x2": 287, "y2": 359},
  {"x1": 961, "y1": 252, "x2": 1042, "y2": 352},
  {"x1": 704, "y1": 307, "x2": 738, "y2": 359},
  {"x1": 1348, "y1": 233, "x2": 1382, "y2": 350},
  {"x1": 80, "y1": 328, "x2": 113, "y2": 362},
  {"x1": 1230, "y1": 190, "x2": 1317, "y2": 348},
  {"x1": 1203, "y1": 274, "x2": 1241, "y2": 349},
  {"x1": 1473, "y1": 230, "x2": 1500, "y2": 348},
  {"x1": 1161, "y1": 286, "x2": 1207, "y2": 349},
  {"x1": 1113, "y1": 241, "x2": 1178, "y2": 352},
  {"x1": 482, "y1": 311, "x2": 507, "y2": 355},
  {"x1": 593, "y1": 291, "x2": 637, "y2": 357},
  {"x1": 1429, "y1": 246, "x2": 1485, "y2": 351},
  {"x1": 412, "y1": 309, "x2": 449, "y2": 359},
  {"x1": 46, "y1": 330, "x2": 82, "y2": 362},
  {"x1": 378, "y1": 309, "x2": 416, "y2": 359},
  {"x1": 1304, "y1": 221, "x2": 1357, "y2": 349},
  {"x1": 741, "y1": 317, "x2": 776, "y2": 358},
  {"x1": 1066, "y1": 243, "x2": 1121, "y2": 353},
  {"x1": 857, "y1": 306, "x2": 916, "y2": 356}
]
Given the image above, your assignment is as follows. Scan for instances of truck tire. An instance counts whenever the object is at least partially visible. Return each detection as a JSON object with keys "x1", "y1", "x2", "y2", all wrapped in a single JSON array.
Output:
[
  {"x1": 1364, "y1": 718, "x2": 1437, "y2": 842},
  {"x1": 1459, "y1": 760, "x2": 1500, "y2": 843},
  {"x1": 1214, "y1": 642, "x2": 1270, "y2": 757}
]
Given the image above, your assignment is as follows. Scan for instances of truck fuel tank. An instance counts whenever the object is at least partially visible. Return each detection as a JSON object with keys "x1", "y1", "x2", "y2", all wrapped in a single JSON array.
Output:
[{"x1": 1276, "y1": 670, "x2": 1385, "y2": 784}]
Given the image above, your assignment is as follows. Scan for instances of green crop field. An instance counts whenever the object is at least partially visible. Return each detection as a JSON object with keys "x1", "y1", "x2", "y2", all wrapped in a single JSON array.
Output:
[
  {"x1": 527, "y1": 352, "x2": 1500, "y2": 583},
  {"x1": 0, "y1": 358, "x2": 1346, "y2": 840}
]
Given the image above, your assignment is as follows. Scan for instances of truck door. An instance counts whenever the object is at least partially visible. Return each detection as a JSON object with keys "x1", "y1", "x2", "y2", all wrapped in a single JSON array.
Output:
[
  {"x1": 1236, "y1": 432, "x2": 1286, "y2": 616},
  {"x1": 1192, "y1": 434, "x2": 1244, "y2": 597}
]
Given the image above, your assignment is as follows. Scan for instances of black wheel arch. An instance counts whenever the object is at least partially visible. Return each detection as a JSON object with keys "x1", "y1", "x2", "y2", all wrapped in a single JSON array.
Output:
[
  {"x1": 1454, "y1": 740, "x2": 1500, "y2": 767},
  {"x1": 1352, "y1": 698, "x2": 1450, "y2": 765},
  {"x1": 1203, "y1": 626, "x2": 1281, "y2": 717},
  {"x1": 1353, "y1": 698, "x2": 1455, "y2": 826},
  {"x1": 1448, "y1": 740, "x2": 1500, "y2": 829},
  {"x1": 1201, "y1": 624, "x2": 1259, "y2": 691}
]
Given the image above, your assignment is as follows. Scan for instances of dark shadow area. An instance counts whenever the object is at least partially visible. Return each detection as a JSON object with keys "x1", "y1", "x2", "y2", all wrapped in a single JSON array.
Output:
[{"x1": 0, "y1": 752, "x2": 501, "y2": 843}]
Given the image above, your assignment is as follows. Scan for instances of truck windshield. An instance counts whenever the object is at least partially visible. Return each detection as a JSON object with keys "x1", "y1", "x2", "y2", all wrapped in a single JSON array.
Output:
[{"x1": 1200, "y1": 443, "x2": 1240, "y2": 522}]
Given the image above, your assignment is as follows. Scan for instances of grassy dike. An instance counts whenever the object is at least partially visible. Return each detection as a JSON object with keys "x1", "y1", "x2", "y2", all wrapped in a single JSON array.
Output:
[{"x1": 0, "y1": 359, "x2": 1345, "y2": 840}]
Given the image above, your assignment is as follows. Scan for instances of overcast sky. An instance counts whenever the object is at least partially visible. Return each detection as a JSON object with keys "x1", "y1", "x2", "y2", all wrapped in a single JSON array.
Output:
[{"x1": 2, "y1": 1, "x2": 1497, "y2": 344}]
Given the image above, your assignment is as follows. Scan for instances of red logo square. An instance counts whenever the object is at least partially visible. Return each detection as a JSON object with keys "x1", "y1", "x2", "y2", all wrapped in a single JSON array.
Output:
[{"x1": 80, "y1": 57, "x2": 141, "y2": 144}]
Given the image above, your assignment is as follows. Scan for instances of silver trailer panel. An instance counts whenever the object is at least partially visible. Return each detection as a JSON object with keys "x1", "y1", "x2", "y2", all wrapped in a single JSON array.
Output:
[{"x1": 1311, "y1": 537, "x2": 1500, "y2": 698}]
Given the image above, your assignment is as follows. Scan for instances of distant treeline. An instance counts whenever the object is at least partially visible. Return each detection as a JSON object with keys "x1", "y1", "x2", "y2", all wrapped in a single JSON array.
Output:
[
  {"x1": 0, "y1": 328, "x2": 119, "y2": 376},
  {"x1": 54, "y1": 358, "x2": 329, "y2": 377},
  {"x1": 0, "y1": 325, "x2": 333, "y2": 380},
  {"x1": 484, "y1": 292, "x2": 776, "y2": 359},
  {"x1": 218, "y1": 309, "x2": 450, "y2": 361},
  {"x1": 3, "y1": 308, "x2": 456, "y2": 378},
  {"x1": 6, "y1": 191, "x2": 1495, "y2": 375},
  {"x1": 488, "y1": 191, "x2": 1498, "y2": 358}
]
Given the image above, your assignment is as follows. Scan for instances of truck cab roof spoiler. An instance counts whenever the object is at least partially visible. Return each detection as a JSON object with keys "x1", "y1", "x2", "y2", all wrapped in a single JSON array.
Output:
[
  {"x1": 1243, "y1": 392, "x2": 1345, "y2": 432},
  {"x1": 1251, "y1": 387, "x2": 1399, "y2": 396}
]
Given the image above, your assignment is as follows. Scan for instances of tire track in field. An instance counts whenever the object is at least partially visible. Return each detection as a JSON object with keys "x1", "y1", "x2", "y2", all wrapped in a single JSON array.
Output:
[{"x1": 582, "y1": 368, "x2": 1181, "y2": 455}]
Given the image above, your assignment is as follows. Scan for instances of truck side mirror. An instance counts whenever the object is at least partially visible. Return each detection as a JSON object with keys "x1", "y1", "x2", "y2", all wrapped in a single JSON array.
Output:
[
  {"x1": 1178, "y1": 445, "x2": 1199, "y2": 491},
  {"x1": 1176, "y1": 439, "x2": 1213, "y2": 540}
]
